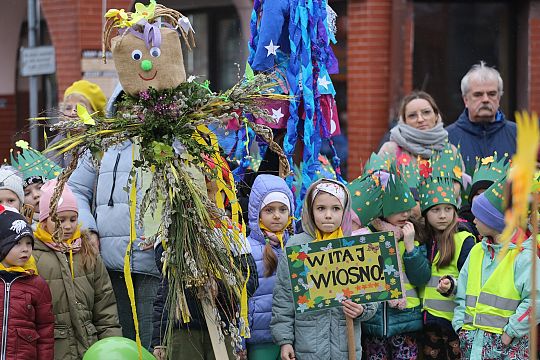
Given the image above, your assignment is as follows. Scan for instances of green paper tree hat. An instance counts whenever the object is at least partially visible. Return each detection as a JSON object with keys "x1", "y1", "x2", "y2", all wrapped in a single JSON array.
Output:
[
  {"x1": 400, "y1": 160, "x2": 420, "y2": 189},
  {"x1": 430, "y1": 143, "x2": 464, "y2": 185},
  {"x1": 363, "y1": 152, "x2": 390, "y2": 175},
  {"x1": 382, "y1": 164, "x2": 415, "y2": 217},
  {"x1": 348, "y1": 173, "x2": 383, "y2": 225},
  {"x1": 472, "y1": 152, "x2": 510, "y2": 185},
  {"x1": 483, "y1": 175, "x2": 506, "y2": 214},
  {"x1": 418, "y1": 177, "x2": 457, "y2": 213},
  {"x1": 9, "y1": 140, "x2": 62, "y2": 187}
]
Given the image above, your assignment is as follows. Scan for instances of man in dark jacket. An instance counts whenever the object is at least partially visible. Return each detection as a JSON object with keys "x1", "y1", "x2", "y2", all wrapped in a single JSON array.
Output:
[{"x1": 446, "y1": 61, "x2": 516, "y2": 170}]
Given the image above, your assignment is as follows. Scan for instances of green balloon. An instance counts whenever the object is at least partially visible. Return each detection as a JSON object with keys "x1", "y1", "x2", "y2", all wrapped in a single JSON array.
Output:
[{"x1": 83, "y1": 337, "x2": 155, "y2": 360}]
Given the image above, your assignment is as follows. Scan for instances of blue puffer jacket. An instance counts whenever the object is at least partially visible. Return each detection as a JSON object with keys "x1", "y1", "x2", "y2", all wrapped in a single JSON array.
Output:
[
  {"x1": 446, "y1": 109, "x2": 516, "y2": 170},
  {"x1": 361, "y1": 245, "x2": 430, "y2": 338},
  {"x1": 247, "y1": 174, "x2": 294, "y2": 344},
  {"x1": 68, "y1": 142, "x2": 159, "y2": 277}
]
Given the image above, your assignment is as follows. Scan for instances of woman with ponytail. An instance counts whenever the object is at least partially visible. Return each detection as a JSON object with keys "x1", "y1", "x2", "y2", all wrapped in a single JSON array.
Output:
[{"x1": 246, "y1": 174, "x2": 294, "y2": 360}]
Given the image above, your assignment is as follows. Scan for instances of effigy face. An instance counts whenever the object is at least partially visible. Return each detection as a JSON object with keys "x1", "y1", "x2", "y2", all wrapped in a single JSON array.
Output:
[{"x1": 111, "y1": 28, "x2": 186, "y2": 97}]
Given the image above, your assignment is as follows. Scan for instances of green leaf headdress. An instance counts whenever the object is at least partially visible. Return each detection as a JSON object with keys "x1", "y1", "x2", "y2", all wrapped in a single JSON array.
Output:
[
  {"x1": 382, "y1": 164, "x2": 415, "y2": 218},
  {"x1": 10, "y1": 140, "x2": 62, "y2": 188},
  {"x1": 430, "y1": 142, "x2": 463, "y2": 185},
  {"x1": 347, "y1": 173, "x2": 383, "y2": 226},
  {"x1": 472, "y1": 152, "x2": 510, "y2": 185},
  {"x1": 418, "y1": 176, "x2": 457, "y2": 213}
]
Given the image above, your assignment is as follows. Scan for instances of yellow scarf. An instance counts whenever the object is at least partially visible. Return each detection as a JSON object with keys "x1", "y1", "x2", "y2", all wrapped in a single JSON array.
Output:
[
  {"x1": 0, "y1": 256, "x2": 39, "y2": 275},
  {"x1": 34, "y1": 224, "x2": 82, "y2": 279},
  {"x1": 259, "y1": 218, "x2": 292, "y2": 250},
  {"x1": 315, "y1": 227, "x2": 344, "y2": 241}
]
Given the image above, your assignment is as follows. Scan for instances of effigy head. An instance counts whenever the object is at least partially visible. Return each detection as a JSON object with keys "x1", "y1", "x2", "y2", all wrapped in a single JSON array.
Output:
[{"x1": 103, "y1": 0, "x2": 195, "y2": 97}]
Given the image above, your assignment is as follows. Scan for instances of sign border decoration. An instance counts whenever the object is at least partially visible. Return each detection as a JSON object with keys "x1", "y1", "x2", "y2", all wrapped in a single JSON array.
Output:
[{"x1": 286, "y1": 231, "x2": 403, "y2": 313}]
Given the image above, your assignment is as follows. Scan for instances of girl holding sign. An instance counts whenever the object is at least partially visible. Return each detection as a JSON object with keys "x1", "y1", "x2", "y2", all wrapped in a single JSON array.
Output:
[
  {"x1": 418, "y1": 177, "x2": 475, "y2": 360},
  {"x1": 271, "y1": 179, "x2": 377, "y2": 360},
  {"x1": 246, "y1": 174, "x2": 295, "y2": 360},
  {"x1": 349, "y1": 168, "x2": 430, "y2": 360}
]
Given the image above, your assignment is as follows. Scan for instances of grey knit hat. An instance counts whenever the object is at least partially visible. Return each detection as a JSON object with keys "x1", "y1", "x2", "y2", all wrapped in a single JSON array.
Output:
[{"x1": 0, "y1": 166, "x2": 24, "y2": 205}]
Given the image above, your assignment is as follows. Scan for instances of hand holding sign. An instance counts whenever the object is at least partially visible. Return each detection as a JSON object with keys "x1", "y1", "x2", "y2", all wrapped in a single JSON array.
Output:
[{"x1": 342, "y1": 300, "x2": 364, "y2": 318}]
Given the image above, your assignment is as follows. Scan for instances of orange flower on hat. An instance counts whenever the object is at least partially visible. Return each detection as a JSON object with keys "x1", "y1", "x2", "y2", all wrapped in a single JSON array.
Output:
[{"x1": 453, "y1": 165, "x2": 462, "y2": 179}]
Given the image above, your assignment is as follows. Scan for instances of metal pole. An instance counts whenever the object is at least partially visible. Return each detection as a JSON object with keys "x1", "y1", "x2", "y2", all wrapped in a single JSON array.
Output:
[{"x1": 28, "y1": 0, "x2": 39, "y2": 148}]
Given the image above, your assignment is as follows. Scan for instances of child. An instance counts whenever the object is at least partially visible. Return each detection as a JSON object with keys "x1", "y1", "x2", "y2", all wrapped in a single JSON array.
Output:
[
  {"x1": 0, "y1": 206, "x2": 54, "y2": 359},
  {"x1": 246, "y1": 174, "x2": 294, "y2": 359},
  {"x1": 0, "y1": 166, "x2": 24, "y2": 212},
  {"x1": 271, "y1": 179, "x2": 377, "y2": 359},
  {"x1": 453, "y1": 177, "x2": 540, "y2": 359},
  {"x1": 359, "y1": 170, "x2": 431, "y2": 360},
  {"x1": 418, "y1": 177, "x2": 475, "y2": 360},
  {"x1": 32, "y1": 180, "x2": 122, "y2": 359},
  {"x1": 10, "y1": 144, "x2": 63, "y2": 228}
]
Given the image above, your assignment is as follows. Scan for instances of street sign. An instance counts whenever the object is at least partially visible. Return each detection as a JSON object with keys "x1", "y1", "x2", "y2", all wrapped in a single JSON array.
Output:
[{"x1": 20, "y1": 46, "x2": 56, "y2": 76}]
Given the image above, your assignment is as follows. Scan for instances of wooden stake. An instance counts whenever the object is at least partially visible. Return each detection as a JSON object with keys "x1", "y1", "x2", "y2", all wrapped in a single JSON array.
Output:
[
  {"x1": 202, "y1": 300, "x2": 229, "y2": 360},
  {"x1": 531, "y1": 192, "x2": 539, "y2": 360},
  {"x1": 346, "y1": 316, "x2": 356, "y2": 360}
]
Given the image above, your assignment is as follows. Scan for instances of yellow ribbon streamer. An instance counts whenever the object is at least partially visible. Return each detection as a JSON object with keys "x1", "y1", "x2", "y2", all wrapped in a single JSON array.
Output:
[{"x1": 125, "y1": 144, "x2": 143, "y2": 359}]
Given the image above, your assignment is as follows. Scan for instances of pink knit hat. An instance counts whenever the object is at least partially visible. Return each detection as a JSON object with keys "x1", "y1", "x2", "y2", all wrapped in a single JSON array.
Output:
[{"x1": 39, "y1": 180, "x2": 79, "y2": 222}]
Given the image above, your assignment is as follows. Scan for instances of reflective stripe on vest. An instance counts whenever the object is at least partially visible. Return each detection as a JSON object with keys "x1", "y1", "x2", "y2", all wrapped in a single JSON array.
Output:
[
  {"x1": 463, "y1": 243, "x2": 521, "y2": 334},
  {"x1": 422, "y1": 231, "x2": 471, "y2": 321},
  {"x1": 398, "y1": 241, "x2": 421, "y2": 308}
]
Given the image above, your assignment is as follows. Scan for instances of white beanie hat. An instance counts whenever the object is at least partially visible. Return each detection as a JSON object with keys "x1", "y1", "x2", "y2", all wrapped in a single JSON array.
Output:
[
  {"x1": 0, "y1": 167, "x2": 24, "y2": 205},
  {"x1": 261, "y1": 192, "x2": 291, "y2": 212}
]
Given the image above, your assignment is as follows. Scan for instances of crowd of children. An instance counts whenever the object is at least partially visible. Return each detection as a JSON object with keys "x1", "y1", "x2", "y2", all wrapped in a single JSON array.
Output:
[{"x1": 0, "y1": 91, "x2": 537, "y2": 360}]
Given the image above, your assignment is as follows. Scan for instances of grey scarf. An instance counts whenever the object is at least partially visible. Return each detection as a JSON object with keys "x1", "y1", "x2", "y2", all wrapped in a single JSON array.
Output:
[{"x1": 389, "y1": 121, "x2": 448, "y2": 158}]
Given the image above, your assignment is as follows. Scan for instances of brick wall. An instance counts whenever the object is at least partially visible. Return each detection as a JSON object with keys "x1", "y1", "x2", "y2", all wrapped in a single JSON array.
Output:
[
  {"x1": 347, "y1": 0, "x2": 393, "y2": 179},
  {"x1": 41, "y1": 0, "x2": 132, "y2": 101},
  {"x1": 529, "y1": 2, "x2": 540, "y2": 113},
  {"x1": 0, "y1": 94, "x2": 20, "y2": 159}
]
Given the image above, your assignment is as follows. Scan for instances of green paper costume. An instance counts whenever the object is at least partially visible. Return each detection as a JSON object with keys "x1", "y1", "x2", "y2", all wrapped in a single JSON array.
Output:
[
  {"x1": 10, "y1": 146, "x2": 62, "y2": 187},
  {"x1": 348, "y1": 173, "x2": 383, "y2": 226},
  {"x1": 363, "y1": 152, "x2": 390, "y2": 174},
  {"x1": 418, "y1": 177, "x2": 457, "y2": 213},
  {"x1": 471, "y1": 153, "x2": 509, "y2": 185},
  {"x1": 483, "y1": 175, "x2": 506, "y2": 214},
  {"x1": 430, "y1": 143, "x2": 463, "y2": 185},
  {"x1": 382, "y1": 165, "x2": 415, "y2": 217}
]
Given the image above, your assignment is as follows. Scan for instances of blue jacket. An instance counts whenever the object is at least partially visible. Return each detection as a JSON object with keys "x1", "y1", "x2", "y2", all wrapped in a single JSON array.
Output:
[
  {"x1": 247, "y1": 174, "x2": 294, "y2": 344},
  {"x1": 446, "y1": 109, "x2": 516, "y2": 170},
  {"x1": 68, "y1": 142, "x2": 159, "y2": 277},
  {"x1": 362, "y1": 245, "x2": 430, "y2": 338}
]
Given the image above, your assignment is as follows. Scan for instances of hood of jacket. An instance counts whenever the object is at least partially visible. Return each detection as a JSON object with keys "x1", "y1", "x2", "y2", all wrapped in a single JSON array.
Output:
[
  {"x1": 453, "y1": 109, "x2": 509, "y2": 137},
  {"x1": 248, "y1": 174, "x2": 294, "y2": 245},
  {"x1": 301, "y1": 178, "x2": 353, "y2": 239}
]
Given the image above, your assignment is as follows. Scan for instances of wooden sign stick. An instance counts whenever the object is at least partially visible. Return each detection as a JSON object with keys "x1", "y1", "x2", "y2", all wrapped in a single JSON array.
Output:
[
  {"x1": 531, "y1": 192, "x2": 539, "y2": 360},
  {"x1": 346, "y1": 315, "x2": 356, "y2": 360},
  {"x1": 202, "y1": 299, "x2": 229, "y2": 360}
]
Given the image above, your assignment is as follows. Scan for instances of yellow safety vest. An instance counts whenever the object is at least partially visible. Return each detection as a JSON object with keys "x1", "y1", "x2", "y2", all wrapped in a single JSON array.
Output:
[
  {"x1": 398, "y1": 240, "x2": 421, "y2": 308},
  {"x1": 462, "y1": 243, "x2": 521, "y2": 334},
  {"x1": 422, "y1": 231, "x2": 471, "y2": 321}
]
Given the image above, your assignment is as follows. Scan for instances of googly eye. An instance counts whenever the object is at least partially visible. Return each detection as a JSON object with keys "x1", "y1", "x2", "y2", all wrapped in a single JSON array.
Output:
[
  {"x1": 131, "y1": 50, "x2": 143, "y2": 61},
  {"x1": 150, "y1": 47, "x2": 161, "y2": 58}
]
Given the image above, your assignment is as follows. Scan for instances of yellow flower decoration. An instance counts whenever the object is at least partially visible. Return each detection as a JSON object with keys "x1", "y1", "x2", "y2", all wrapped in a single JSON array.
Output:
[
  {"x1": 390, "y1": 288, "x2": 402, "y2": 299},
  {"x1": 104, "y1": 8, "x2": 131, "y2": 28},
  {"x1": 131, "y1": 0, "x2": 156, "y2": 25},
  {"x1": 453, "y1": 165, "x2": 462, "y2": 179},
  {"x1": 288, "y1": 251, "x2": 299, "y2": 262},
  {"x1": 481, "y1": 156, "x2": 494, "y2": 165},
  {"x1": 15, "y1": 140, "x2": 29, "y2": 150}
]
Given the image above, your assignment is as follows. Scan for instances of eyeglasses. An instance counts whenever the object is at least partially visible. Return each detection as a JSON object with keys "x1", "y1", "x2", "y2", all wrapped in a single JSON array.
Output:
[{"x1": 405, "y1": 108, "x2": 435, "y2": 122}]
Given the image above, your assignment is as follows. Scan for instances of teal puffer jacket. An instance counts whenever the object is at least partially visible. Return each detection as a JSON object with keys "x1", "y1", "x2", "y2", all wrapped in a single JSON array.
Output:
[
  {"x1": 270, "y1": 232, "x2": 378, "y2": 359},
  {"x1": 361, "y1": 244, "x2": 429, "y2": 338}
]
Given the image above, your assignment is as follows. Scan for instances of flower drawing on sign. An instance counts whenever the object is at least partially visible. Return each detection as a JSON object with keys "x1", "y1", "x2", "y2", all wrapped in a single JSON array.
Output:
[{"x1": 390, "y1": 288, "x2": 402, "y2": 299}]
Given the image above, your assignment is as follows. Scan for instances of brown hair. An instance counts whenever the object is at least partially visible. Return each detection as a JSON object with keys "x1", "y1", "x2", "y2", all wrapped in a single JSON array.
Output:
[
  {"x1": 399, "y1": 91, "x2": 441, "y2": 124},
  {"x1": 78, "y1": 229, "x2": 98, "y2": 270},
  {"x1": 262, "y1": 221, "x2": 294, "y2": 277},
  {"x1": 422, "y1": 209, "x2": 458, "y2": 270}
]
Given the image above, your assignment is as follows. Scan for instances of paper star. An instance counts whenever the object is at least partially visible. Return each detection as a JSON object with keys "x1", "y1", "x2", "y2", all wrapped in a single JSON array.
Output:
[
  {"x1": 264, "y1": 40, "x2": 280, "y2": 57},
  {"x1": 317, "y1": 75, "x2": 331, "y2": 90},
  {"x1": 288, "y1": 251, "x2": 299, "y2": 261},
  {"x1": 270, "y1": 107, "x2": 285, "y2": 122},
  {"x1": 390, "y1": 288, "x2": 402, "y2": 299},
  {"x1": 297, "y1": 303, "x2": 308, "y2": 313},
  {"x1": 383, "y1": 264, "x2": 396, "y2": 275}
]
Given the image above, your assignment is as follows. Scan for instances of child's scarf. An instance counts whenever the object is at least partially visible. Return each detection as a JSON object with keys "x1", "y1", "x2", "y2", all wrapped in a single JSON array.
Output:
[
  {"x1": 35, "y1": 223, "x2": 82, "y2": 279},
  {"x1": 259, "y1": 218, "x2": 292, "y2": 250},
  {"x1": 0, "y1": 255, "x2": 39, "y2": 275},
  {"x1": 315, "y1": 227, "x2": 344, "y2": 242}
]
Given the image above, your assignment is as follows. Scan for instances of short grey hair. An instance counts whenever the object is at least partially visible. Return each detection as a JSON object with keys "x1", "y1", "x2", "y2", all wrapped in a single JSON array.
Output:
[{"x1": 460, "y1": 61, "x2": 504, "y2": 97}]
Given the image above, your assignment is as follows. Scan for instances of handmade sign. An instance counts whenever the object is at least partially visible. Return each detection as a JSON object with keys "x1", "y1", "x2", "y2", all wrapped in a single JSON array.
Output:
[{"x1": 286, "y1": 232, "x2": 403, "y2": 313}]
